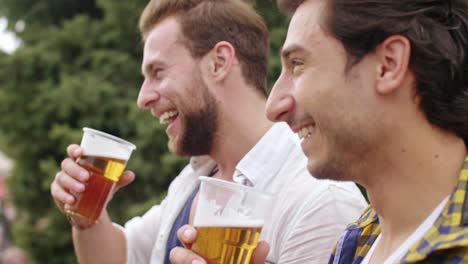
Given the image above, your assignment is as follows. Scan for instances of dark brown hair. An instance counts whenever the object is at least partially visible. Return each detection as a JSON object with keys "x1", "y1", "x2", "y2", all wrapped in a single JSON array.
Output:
[
  {"x1": 279, "y1": 0, "x2": 468, "y2": 144},
  {"x1": 140, "y1": 0, "x2": 269, "y2": 96}
]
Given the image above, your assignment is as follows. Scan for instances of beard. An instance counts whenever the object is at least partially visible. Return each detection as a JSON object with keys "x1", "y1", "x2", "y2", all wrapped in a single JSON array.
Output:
[
  {"x1": 172, "y1": 73, "x2": 219, "y2": 156},
  {"x1": 306, "y1": 115, "x2": 377, "y2": 183}
]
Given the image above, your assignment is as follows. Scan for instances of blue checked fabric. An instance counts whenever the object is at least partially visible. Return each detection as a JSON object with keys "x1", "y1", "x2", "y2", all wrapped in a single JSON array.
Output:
[{"x1": 330, "y1": 156, "x2": 468, "y2": 264}]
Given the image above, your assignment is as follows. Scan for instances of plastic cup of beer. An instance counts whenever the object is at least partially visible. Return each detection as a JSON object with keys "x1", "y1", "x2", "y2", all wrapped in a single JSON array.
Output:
[
  {"x1": 192, "y1": 176, "x2": 273, "y2": 264},
  {"x1": 64, "y1": 127, "x2": 136, "y2": 228}
]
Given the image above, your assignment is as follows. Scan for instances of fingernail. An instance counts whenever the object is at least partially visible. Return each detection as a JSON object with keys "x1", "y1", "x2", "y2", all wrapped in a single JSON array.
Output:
[
  {"x1": 184, "y1": 229, "x2": 195, "y2": 240},
  {"x1": 79, "y1": 171, "x2": 89, "y2": 181},
  {"x1": 66, "y1": 196, "x2": 74, "y2": 204},
  {"x1": 75, "y1": 183, "x2": 84, "y2": 192},
  {"x1": 192, "y1": 260, "x2": 204, "y2": 264},
  {"x1": 73, "y1": 148, "x2": 81, "y2": 156}
]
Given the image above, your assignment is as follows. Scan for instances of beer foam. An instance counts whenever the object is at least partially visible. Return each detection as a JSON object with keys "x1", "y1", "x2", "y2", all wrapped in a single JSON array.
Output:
[
  {"x1": 194, "y1": 218, "x2": 264, "y2": 228},
  {"x1": 194, "y1": 199, "x2": 264, "y2": 227},
  {"x1": 81, "y1": 128, "x2": 136, "y2": 161}
]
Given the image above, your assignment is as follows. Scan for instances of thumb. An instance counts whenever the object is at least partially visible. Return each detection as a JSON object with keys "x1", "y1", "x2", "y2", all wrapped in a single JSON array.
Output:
[
  {"x1": 177, "y1": 225, "x2": 198, "y2": 249},
  {"x1": 251, "y1": 241, "x2": 269, "y2": 264}
]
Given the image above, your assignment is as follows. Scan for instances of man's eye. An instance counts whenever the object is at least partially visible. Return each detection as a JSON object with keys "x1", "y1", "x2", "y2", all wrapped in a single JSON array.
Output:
[
  {"x1": 290, "y1": 59, "x2": 304, "y2": 73},
  {"x1": 153, "y1": 68, "x2": 164, "y2": 79},
  {"x1": 291, "y1": 59, "x2": 302, "y2": 65}
]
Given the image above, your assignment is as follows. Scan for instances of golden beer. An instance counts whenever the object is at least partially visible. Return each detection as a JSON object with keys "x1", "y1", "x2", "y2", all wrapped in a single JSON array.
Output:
[
  {"x1": 65, "y1": 155, "x2": 125, "y2": 226},
  {"x1": 192, "y1": 225, "x2": 262, "y2": 264}
]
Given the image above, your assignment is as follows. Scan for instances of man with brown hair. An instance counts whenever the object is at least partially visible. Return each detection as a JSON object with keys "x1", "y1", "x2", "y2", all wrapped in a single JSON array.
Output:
[
  {"x1": 50, "y1": 0, "x2": 366, "y2": 263},
  {"x1": 173, "y1": 0, "x2": 468, "y2": 263}
]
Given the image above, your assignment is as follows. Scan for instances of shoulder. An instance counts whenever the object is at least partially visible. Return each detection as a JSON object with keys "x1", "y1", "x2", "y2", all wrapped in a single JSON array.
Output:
[
  {"x1": 267, "y1": 159, "x2": 368, "y2": 241},
  {"x1": 274, "y1": 158, "x2": 367, "y2": 213},
  {"x1": 276, "y1": 177, "x2": 367, "y2": 223}
]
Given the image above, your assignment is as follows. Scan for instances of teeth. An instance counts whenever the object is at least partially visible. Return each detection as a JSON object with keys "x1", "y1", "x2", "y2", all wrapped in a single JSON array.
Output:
[
  {"x1": 160, "y1": 110, "x2": 178, "y2": 124},
  {"x1": 298, "y1": 126, "x2": 314, "y2": 140}
]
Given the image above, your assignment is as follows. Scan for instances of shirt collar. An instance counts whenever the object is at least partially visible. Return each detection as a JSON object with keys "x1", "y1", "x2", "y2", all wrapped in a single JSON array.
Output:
[
  {"x1": 402, "y1": 155, "x2": 468, "y2": 262},
  {"x1": 349, "y1": 155, "x2": 468, "y2": 263},
  {"x1": 190, "y1": 155, "x2": 217, "y2": 176},
  {"x1": 233, "y1": 122, "x2": 299, "y2": 188}
]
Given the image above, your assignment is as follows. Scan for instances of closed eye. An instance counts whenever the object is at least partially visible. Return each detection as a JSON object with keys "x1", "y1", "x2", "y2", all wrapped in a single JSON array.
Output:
[
  {"x1": 153, "y1": 68, "x2": 164, "y2": 80},
  {"x1": 290, "y1": 58, "x2": 304, "y2": 74},
  {"x1": 291, "y1": 58, "x2": 303, "y2": 66}
]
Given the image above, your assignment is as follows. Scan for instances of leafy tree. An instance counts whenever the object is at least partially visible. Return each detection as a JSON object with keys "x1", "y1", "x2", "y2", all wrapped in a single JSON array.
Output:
[
  {"x1": 252, "y1": 0, "x2": 289, "y2": 90},
  {"x1": 0, "y1": 0, "x2": 288, "y2": 263},
  {"x1": 0, "y1": 1, "x2": 188, "y2": 263}
]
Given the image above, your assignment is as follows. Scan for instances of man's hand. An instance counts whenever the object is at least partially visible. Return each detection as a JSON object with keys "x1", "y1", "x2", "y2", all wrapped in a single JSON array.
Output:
[
  {"x1": 169, "y1": 225, "x2": 270, "y2": 264},
  {"x1": 50, "y1": 144, "x2": 135, "y2": 226}
]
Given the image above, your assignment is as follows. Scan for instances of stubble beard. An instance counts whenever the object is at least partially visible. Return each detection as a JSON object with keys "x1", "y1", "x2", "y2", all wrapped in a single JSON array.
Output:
[{"x1": 308, "y1": 118, "x2": 375, "y2": 183}]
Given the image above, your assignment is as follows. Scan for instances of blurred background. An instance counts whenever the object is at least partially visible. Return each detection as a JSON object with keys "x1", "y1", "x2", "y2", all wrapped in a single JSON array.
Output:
[{"x1": 0, "y1": 0, "x2": 288, "y2": 263}]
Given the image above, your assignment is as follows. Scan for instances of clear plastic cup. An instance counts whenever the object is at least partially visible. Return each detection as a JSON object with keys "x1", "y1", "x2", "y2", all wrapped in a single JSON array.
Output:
[
  {"x1": 65, "y1": 127, "x2": 136, "y2": 228},
  {"x1": 192, "y1": 176, "x2": 273, "y2": 264}
]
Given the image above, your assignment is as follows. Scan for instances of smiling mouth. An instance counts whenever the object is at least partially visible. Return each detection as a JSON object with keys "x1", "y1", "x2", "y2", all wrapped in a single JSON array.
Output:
[
  {"x1": 159, "y1": 110, "x2": 179, "y2": 124},
  {"x1": 297, "y1": 125, "x2": 315, "y2": 140}
]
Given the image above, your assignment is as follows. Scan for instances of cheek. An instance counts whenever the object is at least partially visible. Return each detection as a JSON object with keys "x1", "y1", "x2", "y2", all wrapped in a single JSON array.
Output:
[
  {"x1": 293, "y1": 74, "x2": 327, "y2": 113},
  {"x1": 162, "y1": 76, "x2": 192, "y2": 99},
  {"x1": 293, "y1": 66, "x2": 331, "y2": 100},
  {"x1": 157, "y1": 78, "x2": 173, "y2": 95}
]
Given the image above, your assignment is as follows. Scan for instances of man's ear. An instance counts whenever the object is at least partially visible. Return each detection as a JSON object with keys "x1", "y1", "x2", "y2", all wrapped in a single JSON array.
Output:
[
  {"x1": 205, "y1": 41, "x2": 237, "y2": 82},
  {"x1": 375, "y1": 35, "x2": 411, "y2": 95}
]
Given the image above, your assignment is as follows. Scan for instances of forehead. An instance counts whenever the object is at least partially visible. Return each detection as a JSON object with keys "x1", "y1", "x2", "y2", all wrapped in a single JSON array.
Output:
[
  {"x1": 283, "y1": 0, "x2": 327, "y2": 53},
  {"x1": 143, "y1": 17, "x2": 189, "y2": 63}
]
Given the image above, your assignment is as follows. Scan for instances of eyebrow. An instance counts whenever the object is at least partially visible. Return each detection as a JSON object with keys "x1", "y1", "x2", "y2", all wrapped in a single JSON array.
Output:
[
  {"x1": 141, "y1": 59, "x2": 166, "y2": 77},
  {"x1": 280, "y1": 44, "x2": 309, "y2": 60}
]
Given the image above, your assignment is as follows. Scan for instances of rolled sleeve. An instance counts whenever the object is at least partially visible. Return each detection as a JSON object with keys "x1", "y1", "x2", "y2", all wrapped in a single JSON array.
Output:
[{"x1": 122, "y1": 204, "x2": 163, "y2": 264}]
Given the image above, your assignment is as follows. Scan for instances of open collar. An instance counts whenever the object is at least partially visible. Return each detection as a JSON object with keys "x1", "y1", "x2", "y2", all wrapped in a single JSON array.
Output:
[
  {"x1": 401, "y1": 156, "x2": 468, "y2": 262},
  {"x1": 233, "y1": 122, "x2": 299, "y2": 189}
]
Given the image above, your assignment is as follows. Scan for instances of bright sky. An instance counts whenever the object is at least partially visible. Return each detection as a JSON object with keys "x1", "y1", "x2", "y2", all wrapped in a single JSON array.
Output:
[{"x1": 0, "y1": 17, "x2": 20, "y2": 54}]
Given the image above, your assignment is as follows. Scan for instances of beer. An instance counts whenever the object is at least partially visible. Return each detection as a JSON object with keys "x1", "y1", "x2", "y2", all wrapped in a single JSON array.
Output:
[
  {"x1": 194, "y1": 177, "x2": 273, "y2": 264},
  {"x1": 192, "y1": 221, "x2": 263, "y2": 264},
  {"x1": 65, "y1": 155, "x2": 125, "y2": 225}
]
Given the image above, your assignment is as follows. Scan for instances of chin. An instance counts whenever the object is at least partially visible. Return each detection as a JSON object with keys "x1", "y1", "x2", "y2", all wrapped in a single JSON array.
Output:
[
  {"x1": 167, "y1": 140, "x2": 183, "y2": 156},
  {"x1": 307, "y1": 159, "x2": 347, "y2": 181},
  {"x1": 306, "y1": 160, "x2": 322, "y2": 178}
]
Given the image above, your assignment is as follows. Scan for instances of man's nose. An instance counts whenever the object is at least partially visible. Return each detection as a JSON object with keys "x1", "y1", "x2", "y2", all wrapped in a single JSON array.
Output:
[
  {"x1": 137, "y1": 79, "x2": 160, "y2": 110},
  {"x1": 266, "y1": 81, "x2": 295, "y2": 122}
]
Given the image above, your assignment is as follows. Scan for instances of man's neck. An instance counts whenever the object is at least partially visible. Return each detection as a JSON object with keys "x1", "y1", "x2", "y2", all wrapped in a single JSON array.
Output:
[
  {"x1": 208, "y1": 91, "x2": 273, "y2": 182},
  {"x1": 365, "y1": 129, "x2": 466, "y2": 258}
]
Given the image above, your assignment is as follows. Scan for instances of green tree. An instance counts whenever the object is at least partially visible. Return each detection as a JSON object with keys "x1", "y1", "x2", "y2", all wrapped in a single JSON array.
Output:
[
  {"x1": 252, "y1": 0, "x2": 289, "y2": 90},
  {"x1": 0, "y1": 0, "x2": 189, "y2": 263},
  {"x1": 0, "y1": 0, "x2": 288, "y2": 263}
]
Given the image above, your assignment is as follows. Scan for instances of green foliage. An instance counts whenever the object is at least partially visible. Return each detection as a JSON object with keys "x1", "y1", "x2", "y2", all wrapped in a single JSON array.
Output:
[
  {"x1": 0, "y1": 1, "x2": 187, "y2": 263},
  {"x1": 0, "y1": 0, "x2": 288, "y2": 263},
  {"x1": 252, "y1": 0, "x2": 289, "y2": 91}
]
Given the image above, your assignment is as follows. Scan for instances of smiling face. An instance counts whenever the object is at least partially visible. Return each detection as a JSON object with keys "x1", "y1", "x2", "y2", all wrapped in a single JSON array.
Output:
[
  {"x1": 266, "y1": 0, "x2": 384, "y2": 181},
  {"x1": 138, "y1": 17, "x2": 219, "y2": 156}
]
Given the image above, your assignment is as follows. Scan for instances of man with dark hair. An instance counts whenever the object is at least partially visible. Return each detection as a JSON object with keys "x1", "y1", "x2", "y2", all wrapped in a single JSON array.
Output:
[
  {"x1": 50, "y1": 0, "x2": 367, "y2": 263},
  {"x1": 173, "y1": 0, "x2": 468, "y2": 263}
]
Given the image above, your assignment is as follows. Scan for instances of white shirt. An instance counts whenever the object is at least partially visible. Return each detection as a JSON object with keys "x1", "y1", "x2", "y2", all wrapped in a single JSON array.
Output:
[
  {"x1": 361, "y1": 196, "x2": 449, "y2": 264},
  {"x1": 233, "y1": 121, "x2": 302, "y2": 189},
  {"x1": 120, "y1": 122, "x2": 368, "y2": 263}
]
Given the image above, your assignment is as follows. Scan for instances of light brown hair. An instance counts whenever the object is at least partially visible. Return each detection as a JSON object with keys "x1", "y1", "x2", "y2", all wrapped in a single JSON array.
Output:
[{"x1": 140, "y1": 0, "x2": 269, "y2": 96}]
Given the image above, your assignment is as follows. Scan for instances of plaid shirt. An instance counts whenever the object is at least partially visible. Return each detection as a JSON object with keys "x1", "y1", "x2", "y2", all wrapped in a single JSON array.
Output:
[{"x1": 330, "y1": 156, "x2": 468, "y2": 264}]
